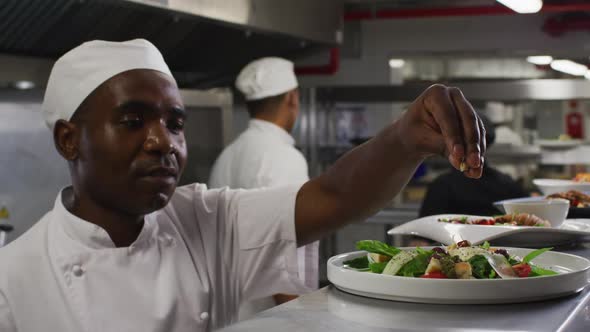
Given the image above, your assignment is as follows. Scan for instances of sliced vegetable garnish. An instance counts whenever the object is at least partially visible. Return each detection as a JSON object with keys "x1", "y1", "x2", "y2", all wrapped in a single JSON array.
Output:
[{"x1": 382, "y1": 251, "x2": 417, "y2": 276}]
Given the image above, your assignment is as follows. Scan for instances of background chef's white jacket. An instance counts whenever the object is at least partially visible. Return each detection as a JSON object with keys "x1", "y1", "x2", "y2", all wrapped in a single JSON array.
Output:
[
  {"x1": 209, "y1": 119, "x2": 319, "y2": 318},
  {"x1": 0, "y1": 184, "x2": 308, "y2": 332},
  {"x1": 209, "y1": 119, "x2": 309, "y2": 189}
]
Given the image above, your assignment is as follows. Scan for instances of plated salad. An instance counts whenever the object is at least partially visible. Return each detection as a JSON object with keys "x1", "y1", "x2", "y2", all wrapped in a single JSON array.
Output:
[
  {"x1": 547, "y1": 190, "x2": 590, "y2": 208},
  {"x1": 438, "y1": 213, "x2": 551, "y2": 227},
  {"x1": 573, "y1": 173, "x2": 590, "y2": 183},
  {"x1": 343, "y1": 240, "x2": 558, "y2": 279}
]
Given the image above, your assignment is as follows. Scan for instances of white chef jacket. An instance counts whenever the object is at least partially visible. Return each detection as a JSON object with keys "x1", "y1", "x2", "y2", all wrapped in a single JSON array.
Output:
[
  {"x1": 209, "y1": 119, "x2": 310, "y2": 189},
  {"x1": 0, "y1": 183, "x2": 308, "y2": 332},
  {"x1": 209, "y1": 119, "x2": 319, "y2": 318}
]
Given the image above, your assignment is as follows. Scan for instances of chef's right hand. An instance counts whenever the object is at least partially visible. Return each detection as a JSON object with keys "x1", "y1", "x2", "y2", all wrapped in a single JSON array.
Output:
[{"x1": 394, "y1": 84, "x2": 486, "y2": 178}]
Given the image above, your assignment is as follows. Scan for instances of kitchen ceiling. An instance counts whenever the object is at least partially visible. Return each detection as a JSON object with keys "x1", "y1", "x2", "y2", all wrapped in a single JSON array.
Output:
[
  {"x1": 342, "y1": 0, "x2": 590, "y2": 65},
  {"x1": 0, "y1": 0, "x2": 342, "y2": 88}
]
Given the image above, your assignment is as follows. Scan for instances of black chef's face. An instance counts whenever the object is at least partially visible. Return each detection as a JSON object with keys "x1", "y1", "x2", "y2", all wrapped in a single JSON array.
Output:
[{"x1": 56, "y1": 69, "x2": 187, "y2": 215}]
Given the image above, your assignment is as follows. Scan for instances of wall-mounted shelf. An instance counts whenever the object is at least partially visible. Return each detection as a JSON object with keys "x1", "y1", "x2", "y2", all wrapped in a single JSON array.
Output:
[{"x1": 540, "y1": 145, "x2": 590, "y2": 165}]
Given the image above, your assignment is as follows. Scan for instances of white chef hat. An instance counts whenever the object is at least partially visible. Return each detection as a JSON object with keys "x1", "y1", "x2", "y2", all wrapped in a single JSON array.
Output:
[
  {"x1": 42, "y1": 38, "x2": 175, "y2": 130},
  {"x1": 235, "y1": 57, "x2": 298, "y2": 101}
]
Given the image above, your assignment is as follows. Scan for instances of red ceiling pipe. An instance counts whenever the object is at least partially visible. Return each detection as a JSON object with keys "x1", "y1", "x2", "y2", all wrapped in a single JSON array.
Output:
[
  {"x1": 345, "y1": 3, "x2": 590, "y2": 21},
  {"x1": 343, "y1": 10, "x2": 373, "y2": 21},
  {"x1": 543, "y1": 15, "x2": 590, "y2": 37},
  {"x1": 375, "y1": 5, "x2": 514, "y2": 19},
  {"x1": 295, "y1": 47, "x2": 340, "y2": 75},
  {"x1": 542, "y1": 3, "x2": 590, "y2": 13}
]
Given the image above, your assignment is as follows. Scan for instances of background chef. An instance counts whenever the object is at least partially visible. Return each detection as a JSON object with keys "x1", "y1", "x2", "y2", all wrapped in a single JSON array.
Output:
[{"x1": 209, "y1": 57, "x2": 318, "y2": 319}]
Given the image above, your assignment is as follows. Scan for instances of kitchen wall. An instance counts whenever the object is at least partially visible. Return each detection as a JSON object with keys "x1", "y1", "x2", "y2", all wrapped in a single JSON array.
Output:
[{"x1": 0, "y1": 92, "x2": 70, "y2": 243}]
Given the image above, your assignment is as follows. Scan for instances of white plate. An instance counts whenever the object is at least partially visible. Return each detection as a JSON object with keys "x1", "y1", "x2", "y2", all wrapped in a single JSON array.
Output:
[
  {"x1": 533, "y1": 178, "x2": 590, "y2": 195},
  {"x1": 536, "y1": 139, "x2": 582, "y2": 149},
  {"x1": 387, "y1": 214, "x2": 590, "y2": 247},
  {"x1": 328, "y1": 248, "x2": 590, "y2": 304}
]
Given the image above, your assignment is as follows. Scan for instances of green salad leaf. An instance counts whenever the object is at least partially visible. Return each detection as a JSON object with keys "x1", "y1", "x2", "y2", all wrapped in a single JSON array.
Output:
[
  {"x1": 469, "y1": 255, "x2": 496, "y2": 279},
  {"x1": 369, "y1": 261, "x2": 389, "y2": 274},
  {"x1": 343, "y1": 256, "x2": 369, "y2": 270},
  {"x1": 481, "y1": 241, "x2": 491, "y2": 250},
  {"x1": 530, "y1": 264, "x2": 558, "y2": 276},
  {"x1": 356, "y1": 240, "x2": 401, "y2": 258},
  {"x1": 415, "y1": 247, "x2": 433, "y2": 256},
  {"x1": 523, "y1": 247, "x2": 553, "y2": 264},
  {"x1": 397, "y1": 253, "x2": 430, "y2": 277}
]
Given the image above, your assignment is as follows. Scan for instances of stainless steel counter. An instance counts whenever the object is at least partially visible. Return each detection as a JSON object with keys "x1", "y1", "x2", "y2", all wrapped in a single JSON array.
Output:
[
  {"x1": 221, "y1": 244, "x2": 590, "y2": 332},
  {"x1": 366, "y1": 208, "x2": 419, "y2": 225}
]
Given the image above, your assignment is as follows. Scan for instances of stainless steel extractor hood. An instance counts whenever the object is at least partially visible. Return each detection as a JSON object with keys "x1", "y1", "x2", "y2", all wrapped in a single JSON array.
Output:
[{"x1": 0, "y1": 0, "x2": 343, "y2": 88}]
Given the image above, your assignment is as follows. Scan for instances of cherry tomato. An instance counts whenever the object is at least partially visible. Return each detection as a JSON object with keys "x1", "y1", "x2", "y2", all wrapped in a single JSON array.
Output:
[
  {"x1": 512, "y1": 263, "x2": 532, "y2": 278},
  {"x1": 474, "y1": 219, "x2": 495, "y2": 225},
  {"x1": 420, "y1": 272, "x2": 448, "y2": 279}
]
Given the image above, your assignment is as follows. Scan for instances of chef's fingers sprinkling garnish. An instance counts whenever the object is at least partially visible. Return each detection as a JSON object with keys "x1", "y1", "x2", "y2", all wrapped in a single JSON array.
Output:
[{"x1": 459, "y1": 159, "x2": 468, "y2": 172}]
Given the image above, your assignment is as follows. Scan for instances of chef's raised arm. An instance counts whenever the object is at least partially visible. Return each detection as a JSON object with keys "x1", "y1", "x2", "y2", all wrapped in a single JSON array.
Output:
[{"x1": 294, "y1": 85, "x2": 486, "y2": 246}]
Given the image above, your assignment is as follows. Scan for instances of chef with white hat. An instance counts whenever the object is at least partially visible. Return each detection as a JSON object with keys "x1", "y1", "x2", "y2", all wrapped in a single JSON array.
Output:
[
  {"x1": 209, "y1": 57, "x2": 318, "y2": 319},
  {"x1": 0, "y1": 38, "x2": 486, "y2": 332},
  {"x1": 209, "y1": 57, "x2": 307, "y2": 190}
]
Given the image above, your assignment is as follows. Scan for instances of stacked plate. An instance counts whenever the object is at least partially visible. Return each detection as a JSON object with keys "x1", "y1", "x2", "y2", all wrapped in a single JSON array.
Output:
[{"x1": 387, "y1": 214, "x2": 590, "y2": 247}]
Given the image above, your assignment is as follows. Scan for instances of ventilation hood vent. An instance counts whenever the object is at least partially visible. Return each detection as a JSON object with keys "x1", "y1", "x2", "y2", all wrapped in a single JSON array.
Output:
[{"x1": 0, "y1": 0, "x2": 342, "y2": 88}]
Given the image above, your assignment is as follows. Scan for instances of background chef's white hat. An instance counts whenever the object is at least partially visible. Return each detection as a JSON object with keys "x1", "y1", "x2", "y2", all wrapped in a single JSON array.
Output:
[
  {"x1": 42, "y1": 38, "x2": 174, "y2": 130},
  {"x1": 235, "y1": 57, "x2": 298, "y2": 101}
]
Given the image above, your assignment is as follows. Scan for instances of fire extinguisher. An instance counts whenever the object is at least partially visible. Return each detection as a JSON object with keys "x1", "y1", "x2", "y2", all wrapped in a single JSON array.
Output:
[{"x1": 566, "y1": 101, "x2": 584, "y2": 139}]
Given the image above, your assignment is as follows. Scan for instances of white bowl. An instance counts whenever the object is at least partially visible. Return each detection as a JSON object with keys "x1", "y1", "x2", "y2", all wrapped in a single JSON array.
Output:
[
  {"x1": 502, "y1": 198, "x2": 569, "y2": 228},
  {"x1": 533, "y1": 178, "x2": 590, "y2": 195}
]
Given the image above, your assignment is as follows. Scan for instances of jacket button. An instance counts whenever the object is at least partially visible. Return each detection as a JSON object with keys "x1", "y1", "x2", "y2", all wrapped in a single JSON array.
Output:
[
  {"x1": 200, "y1": 312, "x2": 209, "y2": 321},
  {"x1": 72, "y1": 265, "x2": 84, "y2": 277}
]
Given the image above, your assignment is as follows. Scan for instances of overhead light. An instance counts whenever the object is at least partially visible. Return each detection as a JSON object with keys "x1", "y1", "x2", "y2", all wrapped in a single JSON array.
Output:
[
  {"x1": 550, "y1": 60, "x2": 588, "y2": 76},
  {"x1": 496, "y1": 0, "x2": 543, "y2": 14},
  {"x1": 13, "y1": 80, "x2": 35, "y2": 90},
  {"x1": 388, "y1": 59, "x2": 405, "y2": 68},
  {"x1": 526, "y1": 55, "x2": 553, "y2": 65}
]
